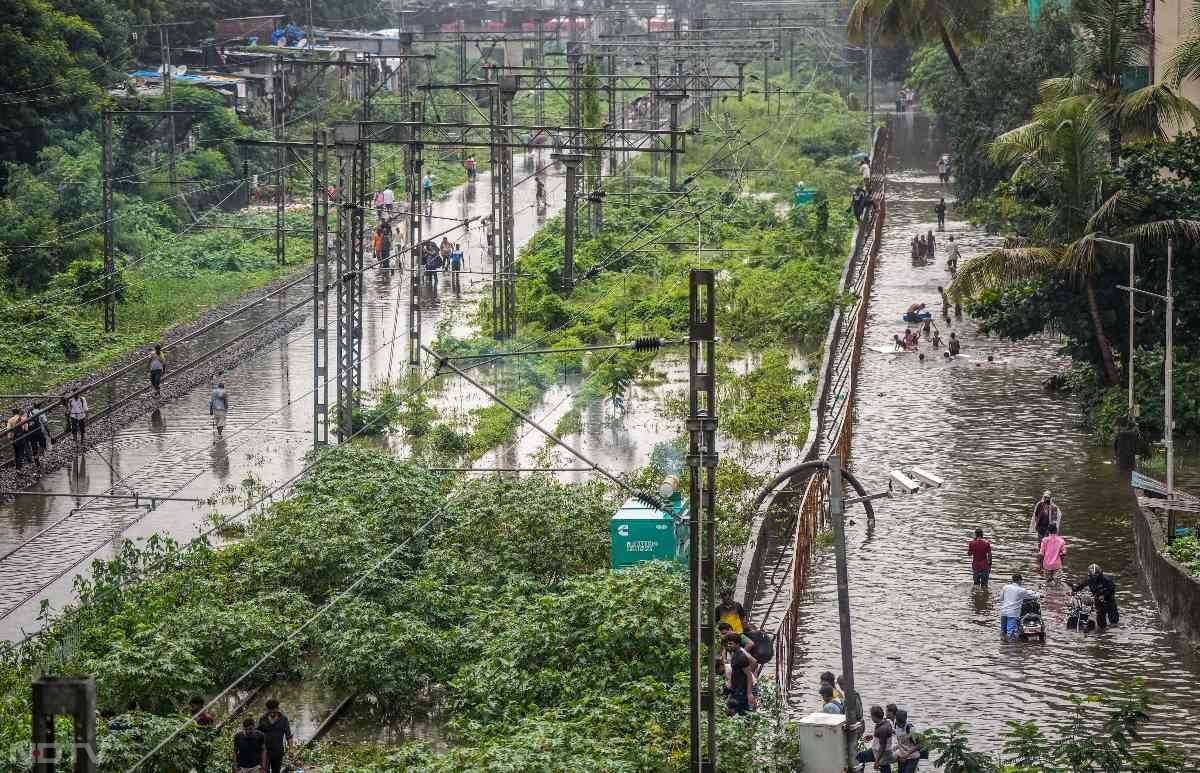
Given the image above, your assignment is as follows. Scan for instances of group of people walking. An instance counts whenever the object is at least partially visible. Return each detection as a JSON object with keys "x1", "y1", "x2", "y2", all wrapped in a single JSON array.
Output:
[
  {"x1": 910, "y1": 230, "x2": 937, "y2": 261},
  {"x1": 817, "y1": 673, "x2": 924, "y2": 772},
  {"x1": 968, "y1": 491, "x2": 1120, "y2": 642}
]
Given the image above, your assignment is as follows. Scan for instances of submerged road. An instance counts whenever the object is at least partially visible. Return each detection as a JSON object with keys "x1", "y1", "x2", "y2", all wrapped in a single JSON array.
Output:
[
  {"x1": 0, "y1": 155, "x2": 566, "y2": 639},
  {"x1": 790, "y1": 113, "x2": 1200, "y2": 747}
]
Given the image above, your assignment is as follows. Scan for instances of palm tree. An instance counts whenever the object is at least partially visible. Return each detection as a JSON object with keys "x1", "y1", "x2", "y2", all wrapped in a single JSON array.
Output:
[
  {"x1": 1167, "y1": 2, "x2": 1200, "y2": 86},
  {"x1": 949, "y1": 99, "x2": 1200, "y2": 385},
  {"x1": 846, "y1": 0, "x2": 987, "y2": 84},
  {"x1": 1039, "y1": 0, "x2": 1200, "y2": 166}
]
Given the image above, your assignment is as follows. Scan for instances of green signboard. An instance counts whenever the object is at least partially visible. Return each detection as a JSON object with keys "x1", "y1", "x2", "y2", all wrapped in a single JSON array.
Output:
[{"x1": 610, "y1": 496, "x2": 689, "y2": 569}]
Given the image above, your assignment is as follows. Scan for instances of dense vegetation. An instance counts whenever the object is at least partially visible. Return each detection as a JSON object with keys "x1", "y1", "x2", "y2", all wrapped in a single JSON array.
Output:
[
  {"x1": 411, "y1": 81, "x2": 860, "y2": 469},
  {"x1": 0, "y1": 445, "x2": 799, "y2": 771},
  {"x1": 923, "y1": 685, "x2": 1188, "y2": 771},
  {"x1": 897, "y1": 0, "x2": 1200, "y2": 442}
]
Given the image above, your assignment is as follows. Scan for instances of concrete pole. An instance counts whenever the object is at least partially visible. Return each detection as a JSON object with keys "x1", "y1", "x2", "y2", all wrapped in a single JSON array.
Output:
[
  {"x1": 101, "y1": 110, "x2": 115, "y2": 333},
  {"x1": 1166, "y1": 239, "x2": 1176, "y2": 541},
  {"x1": 829, "y1": 455, "x2": 860, "y2": 772},
  {"x1": 1129, "y1": 243, "x2": 1136, "y2": 415}
]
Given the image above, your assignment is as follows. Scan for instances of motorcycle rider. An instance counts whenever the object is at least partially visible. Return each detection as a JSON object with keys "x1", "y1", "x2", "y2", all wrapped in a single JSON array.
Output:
[{"x1": 1071, "y1": 564, "x2": 1119, "y2": 628}]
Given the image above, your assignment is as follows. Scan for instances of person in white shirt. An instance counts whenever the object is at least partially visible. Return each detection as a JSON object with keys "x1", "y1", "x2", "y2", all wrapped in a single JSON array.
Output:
[
  {"x1": 860, "y1": 159, "x2": 871, "y2": 187},
  {"x1": 999, "y1": 573, "x2": 1039, "y2": 641},
  {"x1": 382, "y1": 187, "x2": 395, "y2": 213},
  {"x1": 65, "y1": 391, "x2": 88, "y2": 444}
]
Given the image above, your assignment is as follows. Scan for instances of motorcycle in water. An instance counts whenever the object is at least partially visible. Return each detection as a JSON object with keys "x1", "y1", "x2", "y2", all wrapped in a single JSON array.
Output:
[
  {"x1": 1017, "y1": 597, "x2": 1046, "y2": 641},
  {"x1": 1067, "y1": 590, "x2": 1097, "y2": 631}
]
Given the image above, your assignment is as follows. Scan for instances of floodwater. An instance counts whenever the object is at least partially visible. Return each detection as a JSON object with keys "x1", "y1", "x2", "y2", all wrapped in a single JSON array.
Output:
[
  {"x1": 0, "y1": 154, "x2": 569, "y2": 640},
  {"x1": 789, "y1": 112, "x2": 1200, "y2": 748}
]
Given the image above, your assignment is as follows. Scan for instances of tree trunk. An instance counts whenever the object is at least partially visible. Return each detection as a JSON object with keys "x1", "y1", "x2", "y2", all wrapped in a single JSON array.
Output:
[
  {"x1": 1108, "y1": 124, "x2": 1122, "y2": 167},
  {"x1": 1085, "y1": 274, "x2": 1121, "y2": 385},
  {"x1": 937, "y1": 20, "x2": 970, "y2": 85}
]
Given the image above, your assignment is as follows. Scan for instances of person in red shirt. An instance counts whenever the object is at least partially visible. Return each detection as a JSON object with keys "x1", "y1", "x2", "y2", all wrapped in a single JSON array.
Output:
[{"x1": 967, "y1": 528, "x2": 993, "y2": 588}]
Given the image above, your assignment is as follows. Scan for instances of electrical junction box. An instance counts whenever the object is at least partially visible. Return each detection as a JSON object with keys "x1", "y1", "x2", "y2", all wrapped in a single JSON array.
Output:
[
  {"x1": 795, "y1": 711, "x2": 846, "y2": 772},
  {"x1": 610, "y1": 496, "x2": 689, "y2": 569}
]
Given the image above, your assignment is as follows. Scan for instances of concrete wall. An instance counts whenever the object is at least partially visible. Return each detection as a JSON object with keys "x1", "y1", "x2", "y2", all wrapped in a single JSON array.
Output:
[
  {"x1": 1132, "y1": 502, "x2": 1200, "y2": 642},
  {"x1": 1155, "y1": 0, "x2": 1200, "y2": 133}
]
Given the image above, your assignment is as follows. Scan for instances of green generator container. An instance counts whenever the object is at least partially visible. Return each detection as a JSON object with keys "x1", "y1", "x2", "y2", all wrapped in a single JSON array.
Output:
[
  {"x1": 793, "y1": 186, "x2": 816, "y2": 206},
  {"x1": 610, "y1": 496, "x2": 689, "y2": 569}
]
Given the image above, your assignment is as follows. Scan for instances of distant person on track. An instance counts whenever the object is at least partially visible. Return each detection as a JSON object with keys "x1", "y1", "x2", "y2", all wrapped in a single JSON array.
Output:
[
  {"x1": 28, "y1": 400, "x2": 51, "y2": 466},
  {"x1": 422, "y1": 173, "x2": 433, "y2": 206},
  {"x1": 1039, "y1": 523, "x2": 1068, "y2": 583},
  {"x1": 257, "y1": 699, "x2": 293, "y2": 773},
  {"x1": 967, "y1": 528, "x2": 993, "y2": 588},
  {"x1": 450, "y1": 243, "x2": 464, "y2": 288},
  {"x1": 860, "y1": 158, "x2": 872, "y2": 189},
  {"x1": 535, "y1": 173, "x2": 547, "y2": 209},
  {"x1": 7, "y1": 407, "x2": 28, "y2": 468},
  {"x1": 465, "y1": 154, "x2": 477, "y2": 182},
  {"x1": 935, "y1": 197, "x2": 947, "y2": 231},
  {"x1": 937, "y1": 154, "x2": 950, "y2": 184},
  {"x1": 65, "y1": 391, "x2": 88, "y2": 445},
  {"x1": 209, "y1": 382, "x2": 229, "y2": 439},
  {"x1": 149, "y1": 343, "x2": 166, "y2": 398},
  {"x1": 716, "y1": 588, "x2": 748, "y2": 634},
  {"x1": 382, "y1": 185, "x2": 395, "y2": 214},
  {"x1": 233, "y1": 716, "x2": 267, "y2": 773}
]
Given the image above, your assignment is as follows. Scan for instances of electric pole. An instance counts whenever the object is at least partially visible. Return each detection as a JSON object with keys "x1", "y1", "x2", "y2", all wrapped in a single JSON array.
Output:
[
  {"x1": 101, "y1": 110, "x2": 115, "y2": 333},
  {"x1": 687, "y1": 268, "x2": 719, "y2": 772}
]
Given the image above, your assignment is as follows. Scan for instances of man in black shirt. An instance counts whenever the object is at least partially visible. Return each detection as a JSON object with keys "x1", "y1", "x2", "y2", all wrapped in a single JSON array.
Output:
[
  {"x1": 257, "y1": 699, "x2": 293, "y2": 773},
  {"x1": 721, "y1": 633, "x2": 758, "y2": 715},
  {"x1": 233, "y1": 717, "x2": 267, "y2": 773}
]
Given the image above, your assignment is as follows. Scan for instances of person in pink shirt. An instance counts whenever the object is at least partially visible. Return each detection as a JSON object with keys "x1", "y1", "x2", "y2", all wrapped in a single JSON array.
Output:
[{"x1": 1039, "y1": 523, "x2": 1067, "y2": 583}]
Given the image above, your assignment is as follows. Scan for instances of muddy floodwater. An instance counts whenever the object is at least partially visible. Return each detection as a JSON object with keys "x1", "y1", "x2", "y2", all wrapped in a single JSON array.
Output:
[{"x1": 790, "y1": 113, "x2": 1200, "y2": 748}]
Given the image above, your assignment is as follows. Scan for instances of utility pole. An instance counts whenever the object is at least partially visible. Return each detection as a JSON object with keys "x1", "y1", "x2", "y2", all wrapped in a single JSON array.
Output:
[
  {"x1": 408, "y1": 100, "x2": 424, "y2": 370},
  {"x1": 334, "y1": 122, "x2": 365, "y2": 439},
  {"x1": 607, "y1": 52, "x2": 618, "y2": 175},
  {"x1": 650, "y1": 54, "x2": 661, "y2": 178},
  {"x1": 313, "y1": 128, "x2": 330, "y2": 446},
  {"x1": 866, "y1": 20, "x2": 876, "y2": 150},
  {"x1": 161, "y1": 27, "x2": 177, "y2": 200},
  {"x1": 498, "y1": 77, "x2": 517, "y2": 339},
  {"x1": 101, "y1": 110, "x2": 115, "y2": 333},
  {"x1": 557, "y1": 153, "x2": 585, "y2": 293},
  {"x1": 32, "y1": 677, "x2": 96, "y2": 773},
  {"x1": 829, "y1": 455, "x2": 862, "y2": 772},
  {"x1": 274, "y1": 55, "x2": 287, "y2": 266},
  {"x1": 687, "y1": 268, "x2": 719, "y2": 772},
  {"x1": 1166, "y1": 238, "x2": 1176, "y2": 542}
]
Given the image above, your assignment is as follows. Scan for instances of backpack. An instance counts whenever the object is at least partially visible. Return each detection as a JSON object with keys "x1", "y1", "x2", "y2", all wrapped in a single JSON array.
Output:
[{"x1": 745, "y1": 629, "x2": 773, "y2": 663}]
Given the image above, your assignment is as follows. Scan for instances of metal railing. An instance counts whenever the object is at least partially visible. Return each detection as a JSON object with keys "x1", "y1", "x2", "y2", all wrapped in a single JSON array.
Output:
[{"x1": 734, "y1": 124, "x2": 891, "y2": 705}]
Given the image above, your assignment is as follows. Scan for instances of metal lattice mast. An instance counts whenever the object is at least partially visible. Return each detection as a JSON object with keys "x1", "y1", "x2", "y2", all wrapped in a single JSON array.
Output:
[
  {"x1": 407, "y1": 100, "x2": 424, "y2": 370},
  {"x1": 498, "y1": 77, "x2": 518, "y2": 339},
  {"x1": 274, "y1": 55, "x2": 287, "y2": 266},
  {"x1": 101, "y1": 110, "x2": 115, "y2": 333},
  {"x1": 313, "y1": 128, "x2": 330, "y2": 446},
  {"x1": 686, "y1": 268, "x2": 719, "y2": 772},
  {"x1": 334, "y1": 123, "x2": 364, "y2": 440}
]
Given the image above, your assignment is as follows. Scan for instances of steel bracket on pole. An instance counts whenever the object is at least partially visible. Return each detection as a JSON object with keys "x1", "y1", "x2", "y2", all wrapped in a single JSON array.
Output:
[{"x1": 32, "y1": 677, "x2": 96, "y2": 773}]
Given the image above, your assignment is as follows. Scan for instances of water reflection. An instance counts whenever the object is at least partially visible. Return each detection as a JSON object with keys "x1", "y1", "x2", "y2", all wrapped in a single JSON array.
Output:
[{"x1": 790, "y1": 114, "x2": 1200, "y2": 749}]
